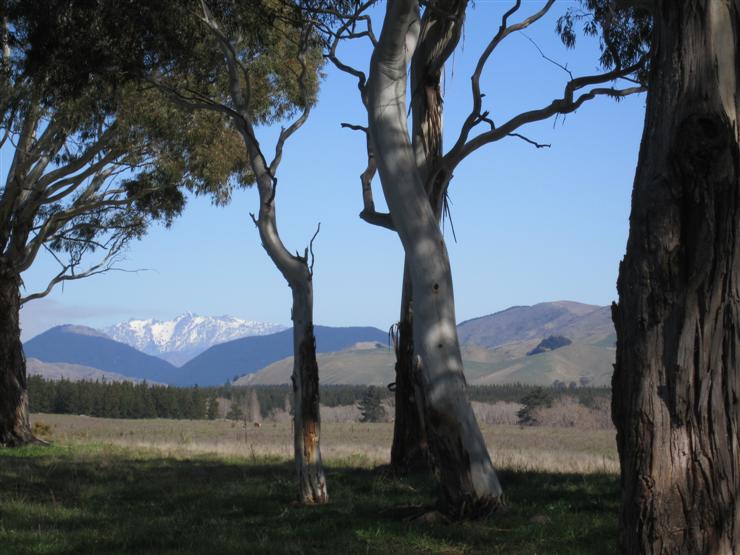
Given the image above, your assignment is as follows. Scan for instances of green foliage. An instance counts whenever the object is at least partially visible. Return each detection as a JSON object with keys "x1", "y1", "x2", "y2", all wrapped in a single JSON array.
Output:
[
  {"x1": 206, "y1": 396, "x2": 219, "y2": 420},
  {"x1": 29, "y1": 378, "x2": 611, "y2": 422},
  {"x1": 0, "y1": 444, "x2": 620, "y2": 554},
  {"x1": 556, "y1": 0, "x2": 652, "y2": 84},
  {"x1": 517, "y1": 387, "x2": 553, "y2": 426},
  {"x1": 225, "y1": 402, "x2": 244, "y2": 421},
  {"x1": 28, "y1": 376, "x2": 206, "y2": 420},
  {"x1": 1, "y1": 0, "x2": 319, "y2": 295},
  {"x1": 527, "y1": 335, "x2": 572, "y2": 355},
  {"x1": 358, "y1": 386, "x2": 386, "y2": 423}
]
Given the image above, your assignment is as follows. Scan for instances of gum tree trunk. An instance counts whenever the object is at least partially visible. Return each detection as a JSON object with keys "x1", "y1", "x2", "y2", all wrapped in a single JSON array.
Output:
[
  {"x1": 290, "y1": 280, "x2": 327, "y2": 504},
  {"x1": 368, "y1": 0, "x2": 501, "y2": 515},
  {"x1": 612, "y1": 1, "x2": 739, "y2": 552},
  {"x1": 390, "y1": 263, "x2": 429, "y2": 472},
  {"x1": 233, "y1": 110, "x2": 328, "y2": 504},
  {"x1": 0, "y1": 267, "x2": 34, "y2": 446},
  {"x1": 390, "y1": 0, "x2": 463, "y2": 475}
]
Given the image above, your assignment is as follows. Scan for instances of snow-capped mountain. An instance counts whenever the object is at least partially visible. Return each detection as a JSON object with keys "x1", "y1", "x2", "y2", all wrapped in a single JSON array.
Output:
[{"x1": 102, "y1": 313, "x2": 286, "y2": 366}]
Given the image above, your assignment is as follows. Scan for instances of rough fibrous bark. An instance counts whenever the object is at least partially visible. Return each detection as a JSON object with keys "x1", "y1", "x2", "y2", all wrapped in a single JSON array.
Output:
[
  {"x1": 292, "y1": 288, "x2": 328, "y2": 504},
  {"x1": 0, "y1": 267, "x2": 34, "y2": 446},
  {"x1": 390, "y1": 265, "x2": 429, "y2": 473},
  {"x1": 612, "y1": 1, "x2": 739, "y2": 553}
]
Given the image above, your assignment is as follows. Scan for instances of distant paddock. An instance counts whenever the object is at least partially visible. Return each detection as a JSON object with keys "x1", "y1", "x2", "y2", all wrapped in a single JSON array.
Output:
[{"x1": 30, "y1": 413, "x2": 619, "y2": 475}]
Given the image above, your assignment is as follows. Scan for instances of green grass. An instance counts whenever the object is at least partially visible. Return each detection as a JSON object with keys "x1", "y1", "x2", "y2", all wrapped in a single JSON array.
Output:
[{"x1": 0, "y1": 442, "x2": 618, "y2": 554}]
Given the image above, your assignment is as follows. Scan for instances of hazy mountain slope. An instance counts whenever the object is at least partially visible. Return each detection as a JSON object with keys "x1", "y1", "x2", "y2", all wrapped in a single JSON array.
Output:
[
  {"x1": 243, "y1": 301, "x2": 616, "y2": 387},
  {"x1": 469, "y1": 343, "x2": 614, "y2": 387},
  {"x1": 103, "y1": 313, "x2": 286, "y2": 365},
  {"x1": 26, "y1": 358, "x2": 151, "y2": 383},
  {"x1": 238, "y1": 342, "x2": 396, "y2": 386},
  {"x1": 177, "y1": 326, "x2": 387, "y2": 386},
  {"x1": 242, "y1": 342, "x2": 613, "y2": 387},
  {"x1": 457, "y1": 301, "x2": 613, "y2": 348},
  {"x1": 24, "y1": 326, "x2": 179, "y2": 383}
]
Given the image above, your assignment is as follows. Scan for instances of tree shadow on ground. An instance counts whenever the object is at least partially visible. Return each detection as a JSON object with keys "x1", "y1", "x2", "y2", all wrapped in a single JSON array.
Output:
[{"x1": 0, "y1": 446, "x2": 618, "y2": 554}]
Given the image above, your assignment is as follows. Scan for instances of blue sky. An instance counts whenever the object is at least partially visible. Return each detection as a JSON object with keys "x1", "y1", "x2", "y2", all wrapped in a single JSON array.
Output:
[{"x1": 12, "y1": 2, "x2": 646, "y2": 340}]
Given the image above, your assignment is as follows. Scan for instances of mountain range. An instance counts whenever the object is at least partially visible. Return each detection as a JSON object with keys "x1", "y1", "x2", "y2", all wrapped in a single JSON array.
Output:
[
  {"x1": 103, "y1": 313, "x2": 286, "y2": 366},
  {"x1": 240, "y1": 301, "x2": 615, "y2": 387},
  {"x1": 24, "y1": 301, "x2": 617, "y2": 387},
  {"x1": 25, "y1": 324, "x2": 387, "y2": 386}
]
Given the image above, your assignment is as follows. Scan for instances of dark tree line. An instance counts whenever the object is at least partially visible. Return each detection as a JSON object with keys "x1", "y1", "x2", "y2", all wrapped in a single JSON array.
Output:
[
  {"x1": 28, "y1": 377, "x2": 609, "y2": 421},
  {"x1": 29, "y1": 376, "x2": 209, "y2": 420}
]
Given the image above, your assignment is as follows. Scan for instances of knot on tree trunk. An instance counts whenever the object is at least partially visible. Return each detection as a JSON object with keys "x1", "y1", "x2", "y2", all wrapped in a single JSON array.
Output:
[{"x1": 672, "y1": 113, "x2": 731, "y2": 184}]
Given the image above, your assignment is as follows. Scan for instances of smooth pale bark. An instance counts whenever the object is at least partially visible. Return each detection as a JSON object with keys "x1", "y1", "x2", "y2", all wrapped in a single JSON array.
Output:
[
  {"x1": 390, "y1": 0, "x2": 464, "y2": 475},
  {"x1": 368, "y1": 0, "x2": 501, "y2": 514},
  {"x1": 613, "y1": 1, "x2": 739, "y2": 552},
  {"x1": 0, "y1": 267, "x2": 34, "y2": 446}
]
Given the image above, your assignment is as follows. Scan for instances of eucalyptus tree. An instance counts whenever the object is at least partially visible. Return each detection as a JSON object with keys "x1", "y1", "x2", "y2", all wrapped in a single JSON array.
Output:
[
  {"x1": 325, "y1": 0, "x2": 647, "y2": 514},
  {"x1": 141, "y1": 0, "x2": 333, "y2": 504},
  {"x1": 608, "y1": 0, "x2": 740, "y2": 551},
  {"x1": 0, "y1": 1, "x2": 252, "y2": 446}
]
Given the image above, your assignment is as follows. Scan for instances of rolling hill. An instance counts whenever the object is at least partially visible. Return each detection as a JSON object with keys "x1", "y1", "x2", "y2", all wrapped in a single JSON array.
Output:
[
  {"x1": 24, "y1": 325, "x2": 179, "y2": 383},
  {"x1": 176, "y1": 326, "x2": 388, "y2": 386},
  {"x1": 241, "y1": 301, "x2": 616, "y2": 387},
  {"x1": 26, "y1": 358, "x2": 153, "y2": 383},
  {"x1": 24, "y1": 301, "x2": 616, "y2": 387},
  {"x1": 457, "y1": 301, "x2": 614, "y2": 348}
]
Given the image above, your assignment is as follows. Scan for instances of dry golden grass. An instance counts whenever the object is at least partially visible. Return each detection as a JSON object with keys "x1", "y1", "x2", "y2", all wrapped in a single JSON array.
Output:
[{"x1": 32, "y1": 413, "x2": 618, "y2": 474}]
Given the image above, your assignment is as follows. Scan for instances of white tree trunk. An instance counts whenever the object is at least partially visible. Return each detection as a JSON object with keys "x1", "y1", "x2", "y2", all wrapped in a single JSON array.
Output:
[{"x1": 367, "y1": 0, "x2": 501, "y2": 514}]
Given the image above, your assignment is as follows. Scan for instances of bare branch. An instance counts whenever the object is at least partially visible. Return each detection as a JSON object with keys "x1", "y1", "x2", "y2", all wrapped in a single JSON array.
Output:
[
  {"x1": 20, "y1": 234, "x2": 141, "y2": 304},
  {"x1": 521, "y1": 32, "x2": 573, "y2": 80},
  {"x1": 270, "y1": 28, "x2": 313, "y2": 175},
  {"x1": 451, "y1": 0, "x2": 555, "y2": 156},
  {"x1": 445, "y1": 56, "x2": 646, "y2": 169},
  {"x1": 324, "y1": 1, "x2": 376, "y2": 95},
  {"x1": 350, "y1": 126, "x2": 394, "y2": 232},
  {"x1": 308, "y1": 221, "x2": 320, "y2": 275},
  {"x1": 340, "y1": 122, "x2": 367, "y2": 133},
  {"x1": 508, "y1": 132, "x2": 550, "y2": 149}
]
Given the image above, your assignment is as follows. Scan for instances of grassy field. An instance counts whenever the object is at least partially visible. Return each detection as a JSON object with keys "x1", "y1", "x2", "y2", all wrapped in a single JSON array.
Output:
[{"x1": 0, "y1": 415, "x2": 621, "y2": 554}]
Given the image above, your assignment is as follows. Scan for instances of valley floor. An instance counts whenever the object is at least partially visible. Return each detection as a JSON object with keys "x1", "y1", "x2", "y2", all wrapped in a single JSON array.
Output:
[{"x1": 0, "y1": 415, "x2": 621, "y2": 554}]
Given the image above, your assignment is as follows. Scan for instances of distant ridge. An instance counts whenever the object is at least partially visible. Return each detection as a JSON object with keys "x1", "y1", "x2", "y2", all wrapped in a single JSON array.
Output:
[
  {"x1": 177, "y1": 326, "x2": 387, "y2": 386},
  {"x1": 243, "y1": 301, "x2": 616, "y2": 387},
  {"x1": 24, "y1": 301, "x2": 616, "y2": 388},
  {"x1": 24, "y1": 325, "x2": 179, "y2": 383},
  {"x1": 26, "y1": 358, "x2": 153, "y2": 383},
  {"x1": 457, "y1": 301, "x2": 613, "y2": 348}
]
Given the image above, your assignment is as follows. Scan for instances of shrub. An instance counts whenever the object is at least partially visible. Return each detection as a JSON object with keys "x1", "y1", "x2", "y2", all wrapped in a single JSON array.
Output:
[{"x1": 32, "y1": 420, "x2": 53, "y2": 439}]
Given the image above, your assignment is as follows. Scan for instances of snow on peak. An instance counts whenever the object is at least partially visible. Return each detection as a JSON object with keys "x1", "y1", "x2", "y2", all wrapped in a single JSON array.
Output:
[{"x1": 102, "y1": 313, "x2": 286, "y2": 363}]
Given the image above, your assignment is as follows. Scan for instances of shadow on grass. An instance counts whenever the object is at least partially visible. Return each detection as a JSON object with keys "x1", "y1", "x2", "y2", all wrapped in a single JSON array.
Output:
[{"x1": 0, "y1": 445, "x2": 618, "y2": 554}]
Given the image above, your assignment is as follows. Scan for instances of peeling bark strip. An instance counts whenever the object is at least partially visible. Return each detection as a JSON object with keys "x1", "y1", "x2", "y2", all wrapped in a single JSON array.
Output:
[
  {"x1": 294, "y1": 318, "x2": 327, "y2": 504},
  {"x1": 613, "y1": 1, "x2": 739, "y2": 553},
  {"x1": 0, "y1": 267, "x2": 34, "y2": 446},
  {"x1": 367, "y1": 0, "x2": 502, "y2": 514},
  {"x1": 390, "y1": 268, "x2": 430, "y2": 473}
]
